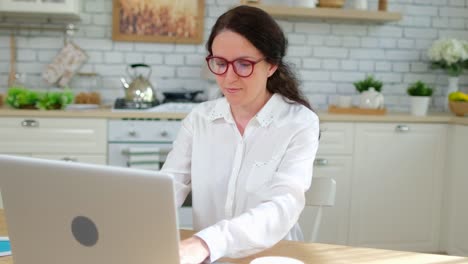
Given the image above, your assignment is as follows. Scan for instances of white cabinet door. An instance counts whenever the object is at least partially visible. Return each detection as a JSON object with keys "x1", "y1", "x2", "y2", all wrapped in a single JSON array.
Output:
[
  {"x1": 0, "y1": 0, "x2": 80, "y2": 18},
  {"x1": 299, "y1": 122, "x2": 353, "y2": 245},
  {"x1": 349, "y1": 123, "x2": 447, "y2": 252},
  {"x1": 0, "y1": 118, "x2": 106, "y2": 154},
  {"x1": 299, "y1": 155, "x2": 352, "y2": 245},
  {"x1": 446, "y1": 125, "x2": 468, "y2": 256},
  {"x1": 316, "y1": 122, "x2": 354, "y2": 155},
  {"x1": 32, "y1": 154, "x2": 106, "y2": 165}
]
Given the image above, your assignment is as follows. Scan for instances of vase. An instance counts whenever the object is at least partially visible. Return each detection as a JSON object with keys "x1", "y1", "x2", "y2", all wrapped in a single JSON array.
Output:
[
  {"x1": 354, "y1": 0, "x2": 368, "y2": 9},
  {"x1": 445, "y1": 77, "x2": 459, "y2": 111},
  {"x1": 359, "y1": 88, "x2": 384, "y2": 109},
  {"x1": 410, "y1": 96, "x2": 430, "y2": 116}
]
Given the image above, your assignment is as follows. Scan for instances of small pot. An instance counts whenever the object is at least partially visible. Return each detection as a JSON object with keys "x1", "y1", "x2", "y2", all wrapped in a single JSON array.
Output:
[
  {"x1": 410, "y1": 96, "x2": 430, "y2": 116},
  {"x1": 162, "y1": 90, "x2": 203, "y2": 102}
]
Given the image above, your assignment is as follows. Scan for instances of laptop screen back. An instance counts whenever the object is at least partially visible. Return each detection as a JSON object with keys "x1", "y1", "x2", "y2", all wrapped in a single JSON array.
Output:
[{"x1": 0, "y1": 155, "x2": 180, "y2": 264}]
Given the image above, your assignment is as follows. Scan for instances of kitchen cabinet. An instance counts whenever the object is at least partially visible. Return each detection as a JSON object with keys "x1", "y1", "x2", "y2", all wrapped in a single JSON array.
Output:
[
  {"x1": 349, "y1": 123, "x2": 447, "y2": 252},
  {"x1": 445, "y1": 124, "x2": 468, "y2": 257},
  {"x1": 299, "y1": 122, "x2": 353, "y2": 245},
  {"x1": 0, "y1": 0, "x2": 80, "y2": 19},
  {"x1": 0, "y1": 117, "x2": 107, "y2": 160},
  {"x1": 0, "y1": 117, "x2": 107, "y2": 209}
]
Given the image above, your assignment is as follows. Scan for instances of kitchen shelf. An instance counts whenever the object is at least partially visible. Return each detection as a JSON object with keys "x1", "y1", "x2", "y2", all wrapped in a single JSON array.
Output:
[{"x1": 242, "y1": 3, "x2": 402, "y2": 22}]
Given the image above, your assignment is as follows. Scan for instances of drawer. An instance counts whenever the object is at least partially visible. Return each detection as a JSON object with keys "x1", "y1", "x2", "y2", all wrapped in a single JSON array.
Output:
[
  {"x1": 33, "y1": 154, "x2": 107, "y2": 165},
  {"x1": 317, "y1": 122, "x2": 354, "y2": 155},
  {"x1": 0, "y1": 117, "x2": 107, "y2": 154},
  {"x1": 108, "y1": 120, "x2": 181, "y2": 142}
]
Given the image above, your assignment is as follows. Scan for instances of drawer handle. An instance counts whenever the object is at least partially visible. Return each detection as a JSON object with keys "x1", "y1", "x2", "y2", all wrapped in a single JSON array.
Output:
[
  {"x1": 61, "y1": 157, "x2": 77, "y2": 162},
  {"x1": 395, "y1": 125, "x2": 410, "y2": 132},
  {"x1": 21, "y1": 119, "x2": 39, "y2": 128},
  {"x1": 314, "y1": 158, "x2": 329, "y2": 166}
]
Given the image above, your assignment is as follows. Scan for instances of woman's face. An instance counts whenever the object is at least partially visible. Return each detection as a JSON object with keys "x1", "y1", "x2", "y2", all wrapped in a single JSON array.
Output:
[{"x1": 211, "y1": 30, "x2": 277, "y2": 110}]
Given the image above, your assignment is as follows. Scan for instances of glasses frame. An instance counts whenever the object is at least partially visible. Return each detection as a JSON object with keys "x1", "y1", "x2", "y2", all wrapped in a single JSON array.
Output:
[{"x1": 205, "y1": 55, "x2": 265, "y2": 78}]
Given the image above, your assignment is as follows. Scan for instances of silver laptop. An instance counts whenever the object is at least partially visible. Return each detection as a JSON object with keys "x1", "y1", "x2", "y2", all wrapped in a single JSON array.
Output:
[{"x1": 0, "y1": 155, "x2": 180, "y2": 264}]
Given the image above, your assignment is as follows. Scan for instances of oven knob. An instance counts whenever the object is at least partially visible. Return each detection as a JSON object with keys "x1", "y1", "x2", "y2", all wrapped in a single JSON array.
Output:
[
  {"x1": 160, "y1": 131, "x2": 169, "y2": 137},
  {"x1": 128, "y1": 130, "x2": 137, "y2": 137}
]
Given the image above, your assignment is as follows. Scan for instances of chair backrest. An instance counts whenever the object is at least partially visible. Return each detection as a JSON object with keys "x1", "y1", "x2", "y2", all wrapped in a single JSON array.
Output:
[{"x1": 305, "y1": 177, "x2": 337, "y2": 242}]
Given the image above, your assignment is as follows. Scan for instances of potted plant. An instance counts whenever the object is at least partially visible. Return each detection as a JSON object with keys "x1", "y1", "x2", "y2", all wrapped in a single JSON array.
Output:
[
  {"x1": 353, "y1": 75, "x2": 384, "y2": 109},
  {"x1": 6, "y1": 87, "x2": 41, "y2": 109},
  {"x1": 37, "y1": 90, "x2": 74, "y2": 110},
  {"x1": 407, "y1": 81, "x2": 434, "y2": 116}
]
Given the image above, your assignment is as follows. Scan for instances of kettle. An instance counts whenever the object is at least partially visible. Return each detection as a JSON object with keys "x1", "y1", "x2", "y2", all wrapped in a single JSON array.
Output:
[
  {"x1": 359, "y1": 87, "x2": 384, "y2": 109},
  {"x1": 120, "y1": 63, "x2": 158, "y2": 104}
]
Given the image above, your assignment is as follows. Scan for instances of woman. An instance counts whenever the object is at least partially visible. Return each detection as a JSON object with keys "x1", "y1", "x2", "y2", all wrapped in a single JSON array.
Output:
[{"x1": 161, "y1": 5, "x2": 320, "y2": 264}]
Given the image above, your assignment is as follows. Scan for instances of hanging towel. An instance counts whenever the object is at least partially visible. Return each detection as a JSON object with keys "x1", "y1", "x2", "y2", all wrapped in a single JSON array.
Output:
[
  {"x1": 42, "y1": 42, "x2": 88, "y2": 87},
  {"x1": 124, "y1": 147, "x2": 162, "y2": 171}
]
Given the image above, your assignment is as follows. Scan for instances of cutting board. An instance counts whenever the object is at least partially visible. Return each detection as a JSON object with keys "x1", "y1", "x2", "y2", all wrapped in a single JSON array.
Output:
[
  {"x1": 8, "y1": 33, "x2": 16, "y2": 87},
  {"x1": 328, "y1": 105, "x2": 387, "y2": 115}
]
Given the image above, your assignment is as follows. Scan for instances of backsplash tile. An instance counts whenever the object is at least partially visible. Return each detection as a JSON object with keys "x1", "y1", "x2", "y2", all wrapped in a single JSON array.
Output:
[{"x1": 0, "y1": 0, "x2": 467, "y2": 110}]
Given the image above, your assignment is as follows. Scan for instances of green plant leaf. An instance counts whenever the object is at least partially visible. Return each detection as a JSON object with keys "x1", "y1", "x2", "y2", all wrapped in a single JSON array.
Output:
[
  {"x1": 407, "y1": 81, "x2": 434, "y2": 96},
  {"x1": 6, "y1": 87, "x2": 41, "y2": 109},
  {"x1": 353, "y1": 75, "x2": 383, "y2": 93}
]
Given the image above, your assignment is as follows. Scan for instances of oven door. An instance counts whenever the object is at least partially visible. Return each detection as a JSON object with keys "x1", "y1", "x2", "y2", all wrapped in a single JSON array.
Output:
[
  {"x1": 108, "y1": 142, "x2": 193, "y2": 229},
  {"x1": 108, "y1": 142, "x2": 172, "y2": 170}
]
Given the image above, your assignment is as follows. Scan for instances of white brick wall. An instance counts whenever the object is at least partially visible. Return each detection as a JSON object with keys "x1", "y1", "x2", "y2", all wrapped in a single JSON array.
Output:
[{"x1": 0, "y1": 0, "x2": 467, "y2": 110}]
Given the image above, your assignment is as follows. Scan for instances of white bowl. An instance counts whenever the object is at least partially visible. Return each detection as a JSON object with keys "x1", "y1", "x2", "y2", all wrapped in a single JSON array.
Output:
[{"x1": 250, "y1": 256, "x2": 304, "y2": 264}]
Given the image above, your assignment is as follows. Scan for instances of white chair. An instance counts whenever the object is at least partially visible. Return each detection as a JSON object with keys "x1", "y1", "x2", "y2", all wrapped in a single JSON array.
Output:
[{"x1": 305, "y1": 176, "x2": 337, "y2": 242}]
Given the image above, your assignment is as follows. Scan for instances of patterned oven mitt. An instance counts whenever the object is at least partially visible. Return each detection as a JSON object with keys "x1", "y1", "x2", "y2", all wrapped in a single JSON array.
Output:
[{"x1": 42, "y1": 42, "x2": 88, "y2": 87}]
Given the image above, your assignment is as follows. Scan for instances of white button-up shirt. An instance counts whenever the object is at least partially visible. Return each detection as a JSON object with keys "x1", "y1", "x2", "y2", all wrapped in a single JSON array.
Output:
[{"x1": 161, "y1": 93, "x2": 320, "y2": 262}]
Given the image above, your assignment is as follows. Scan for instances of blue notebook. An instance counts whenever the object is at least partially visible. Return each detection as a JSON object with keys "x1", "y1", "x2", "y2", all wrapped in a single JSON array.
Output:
[{"x1": 0, "y1": 237, "x2": 11, "y2": 257}]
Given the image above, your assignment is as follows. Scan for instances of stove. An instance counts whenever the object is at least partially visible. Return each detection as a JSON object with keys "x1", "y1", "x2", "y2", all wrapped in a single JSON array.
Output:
[
  {"x1": 113, "y1": 98, "x2": 158, "y2": 110},
  {"x1": 113, "y1": 97, "x2": 202, "y2": 111},
  {"x1": 112, "y1": 97, "x2": 199, "y2": 114}
]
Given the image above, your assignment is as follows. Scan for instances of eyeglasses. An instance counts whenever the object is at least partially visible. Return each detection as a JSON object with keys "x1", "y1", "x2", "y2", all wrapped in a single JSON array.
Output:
[{"x1": 205, "y1": 56, "x2": 265, "y2": 78}]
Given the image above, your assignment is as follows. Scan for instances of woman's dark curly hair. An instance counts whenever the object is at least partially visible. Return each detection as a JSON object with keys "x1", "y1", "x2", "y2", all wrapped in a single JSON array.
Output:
[{"x1": 206, "y1": 5, "x2": 311, "y2": 109}]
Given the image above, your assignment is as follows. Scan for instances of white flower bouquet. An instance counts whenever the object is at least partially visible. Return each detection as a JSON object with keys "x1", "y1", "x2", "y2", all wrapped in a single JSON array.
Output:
[{"x1": 428, "y1": 38, "x2": 468, "y2": 76}]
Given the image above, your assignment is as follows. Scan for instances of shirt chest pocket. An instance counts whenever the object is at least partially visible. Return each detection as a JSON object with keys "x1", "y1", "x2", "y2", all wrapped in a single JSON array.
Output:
[{"x1": 245, "y1": 156, "x2": 281, "y2": 192}]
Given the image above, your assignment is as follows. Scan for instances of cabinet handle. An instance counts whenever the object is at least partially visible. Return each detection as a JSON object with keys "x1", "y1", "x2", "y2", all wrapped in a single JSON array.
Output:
[
  {"x1": 160, "y1": 130, "x2": 169, "y2": 137},
  {"x1": 314, "y1": 158, "x2": 329, "y2": 166},
  {"x1": 395, "y1": 124, "x2": 410, "y2": 133},
  {"x1": 128, "y1": 130, "x2": 137, "y2": 137},
  {"x1": 21, "y1": 119, "x2": 39, "y2": 128},
  {"x1": 61, "y1": 157, "x2": 77, "y2": 162}
]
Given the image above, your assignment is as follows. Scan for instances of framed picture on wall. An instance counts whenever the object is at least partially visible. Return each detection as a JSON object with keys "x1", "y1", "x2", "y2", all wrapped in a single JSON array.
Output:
[{"x1": 112, "y1": 0, "x2": 205, "y2": 44}]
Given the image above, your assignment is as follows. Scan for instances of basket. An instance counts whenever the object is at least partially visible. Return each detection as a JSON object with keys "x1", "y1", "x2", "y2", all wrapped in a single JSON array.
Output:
[
  {"x1": 449, "y1": 101, "x2": 468, "y2": 117},
  {"x1": 318, "y1": 0, "x2": 345, "y2": 8}
]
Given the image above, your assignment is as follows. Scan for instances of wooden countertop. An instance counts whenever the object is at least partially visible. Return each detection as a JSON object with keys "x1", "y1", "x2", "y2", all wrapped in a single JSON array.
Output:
[
  {"x1": 1, "y1": 107, "x2": 468, "y2": 125},
  {"x1": 0, "y1": 107, "x2": 187, "y2": 120},
  {"x1": 0, "y1": 210, "x2": 467, "y2": 264}
]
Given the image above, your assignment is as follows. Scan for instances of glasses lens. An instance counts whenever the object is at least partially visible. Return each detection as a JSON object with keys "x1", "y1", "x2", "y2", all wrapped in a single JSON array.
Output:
[
  {"x1": 208, "y1": 57, "x2": 228, "y2": 75},
  {"x1": 233, "y1": 59, "x2": 253, "y2": 77}
]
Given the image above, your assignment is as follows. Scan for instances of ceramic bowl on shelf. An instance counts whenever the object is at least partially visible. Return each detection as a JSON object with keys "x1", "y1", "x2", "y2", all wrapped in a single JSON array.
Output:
[
  {"x1": 318, "y1": 0, "x2": 345, "y2": 8},
  {"x1": 449, "y1": 101, "x2": 468, "y2": 116}
]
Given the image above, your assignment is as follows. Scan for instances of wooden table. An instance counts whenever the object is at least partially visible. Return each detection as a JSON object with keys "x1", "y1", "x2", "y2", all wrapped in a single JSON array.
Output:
[{"x1": 1, "y1": 210, "x2": 467, "y2": 264}]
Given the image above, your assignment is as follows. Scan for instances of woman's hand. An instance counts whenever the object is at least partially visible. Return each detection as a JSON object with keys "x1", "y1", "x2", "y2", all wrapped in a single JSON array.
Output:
[{"x1": 179, "y1": 236, "x2": 210, "y2": 264}]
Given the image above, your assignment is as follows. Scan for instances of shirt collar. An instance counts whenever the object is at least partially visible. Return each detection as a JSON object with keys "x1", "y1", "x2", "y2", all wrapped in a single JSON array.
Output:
[
  {"x1": 207, "y1": 93, "x2": 285, "y2": 127},
  {"x1": 208, "y1": 97, "x2": 234, "y2": 123},
  {"x1": 254, "y1": 93, "x2": 283, "y2": 127}
]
